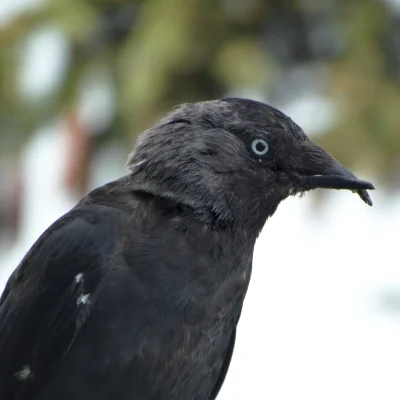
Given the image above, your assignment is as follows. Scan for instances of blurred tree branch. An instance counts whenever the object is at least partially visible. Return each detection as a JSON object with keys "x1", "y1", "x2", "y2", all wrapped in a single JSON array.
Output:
[{"x1": 0, "y1": 0, "x2": 399, "y2": 187}]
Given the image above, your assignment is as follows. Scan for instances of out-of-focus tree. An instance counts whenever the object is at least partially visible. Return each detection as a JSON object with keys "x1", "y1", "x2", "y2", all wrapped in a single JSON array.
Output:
[{"x1": 0, "y1": 0, "x2": 400, "y2": 191}]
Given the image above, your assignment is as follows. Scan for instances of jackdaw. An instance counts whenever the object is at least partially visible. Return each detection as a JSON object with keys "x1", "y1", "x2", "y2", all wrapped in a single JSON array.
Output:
[{"x1": 0, "y1": 98, "x2": 374, "y2": 400}]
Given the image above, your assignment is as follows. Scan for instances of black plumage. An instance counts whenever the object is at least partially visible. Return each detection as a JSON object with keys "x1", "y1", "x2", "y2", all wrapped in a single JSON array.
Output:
[{"x1": 0, "y1": 98, "x2": 374, "y2": 400}]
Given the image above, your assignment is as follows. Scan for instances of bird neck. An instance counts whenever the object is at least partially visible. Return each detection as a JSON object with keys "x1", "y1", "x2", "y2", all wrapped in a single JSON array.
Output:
[{"x1": 128, "y1": 173, "x2": 270, "y2": 236}]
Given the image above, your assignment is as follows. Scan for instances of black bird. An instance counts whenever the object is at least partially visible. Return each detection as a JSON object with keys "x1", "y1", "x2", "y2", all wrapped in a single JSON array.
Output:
[{"x1": 0, "y1": 98, "x2": 374, "y2": 400}]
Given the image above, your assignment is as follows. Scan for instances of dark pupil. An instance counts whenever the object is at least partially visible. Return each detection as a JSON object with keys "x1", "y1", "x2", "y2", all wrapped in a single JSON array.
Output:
[{"x1": 255, "y1": 141, "x2": 265, "y2": 152}]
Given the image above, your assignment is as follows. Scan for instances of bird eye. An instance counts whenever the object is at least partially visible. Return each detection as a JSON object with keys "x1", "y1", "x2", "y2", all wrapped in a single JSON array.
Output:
[{"x1": 251, "y1": 138, "x2": 269, "y2": 156}]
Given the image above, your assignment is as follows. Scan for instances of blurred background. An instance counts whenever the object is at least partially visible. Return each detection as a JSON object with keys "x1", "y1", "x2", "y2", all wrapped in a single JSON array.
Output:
[{"x1": 0, "y1": 0, "x2": 399, "y2": 399}]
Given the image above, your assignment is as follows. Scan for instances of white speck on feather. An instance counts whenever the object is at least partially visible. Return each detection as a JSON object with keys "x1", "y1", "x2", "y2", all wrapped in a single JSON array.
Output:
[
  {"x1": 15, "y1": 365, "x2": 32, "y2": 380},
  {"x1": 74, "y1": 273, "x2": 84, "y2": 283},
  {"x1": 131, "y1": 159, "x2": 147, "y2": 169},
  {"x1": 77, "y1": 293, "x2": 90, "y2": 305}
]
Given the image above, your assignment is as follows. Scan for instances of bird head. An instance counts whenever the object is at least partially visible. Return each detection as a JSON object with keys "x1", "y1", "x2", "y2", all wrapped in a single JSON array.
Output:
[{"x1": 127, "y1": 98, "x2": 374, "y2": 234}]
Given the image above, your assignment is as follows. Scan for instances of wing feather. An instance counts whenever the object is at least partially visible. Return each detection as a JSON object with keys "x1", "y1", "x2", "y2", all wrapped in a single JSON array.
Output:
[{"x1": 0, "y1": 206, "x2": 122, "y2": 399}]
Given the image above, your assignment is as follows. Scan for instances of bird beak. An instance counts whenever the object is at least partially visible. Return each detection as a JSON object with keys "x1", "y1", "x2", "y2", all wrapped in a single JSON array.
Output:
[{"x1": 294, "y1": 141, "x2": 375, "y2": 206}]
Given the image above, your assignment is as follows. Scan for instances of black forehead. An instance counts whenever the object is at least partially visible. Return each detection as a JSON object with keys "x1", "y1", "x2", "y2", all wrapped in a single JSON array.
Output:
[{"x1": 221, "y1": 97, "x2": 306, "y2": 140}]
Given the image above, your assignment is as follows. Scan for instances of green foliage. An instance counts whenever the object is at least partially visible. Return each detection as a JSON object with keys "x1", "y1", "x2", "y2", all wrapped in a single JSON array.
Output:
[{"x1": 0, "y1": 0, "x2": 399, "y2": 184}]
